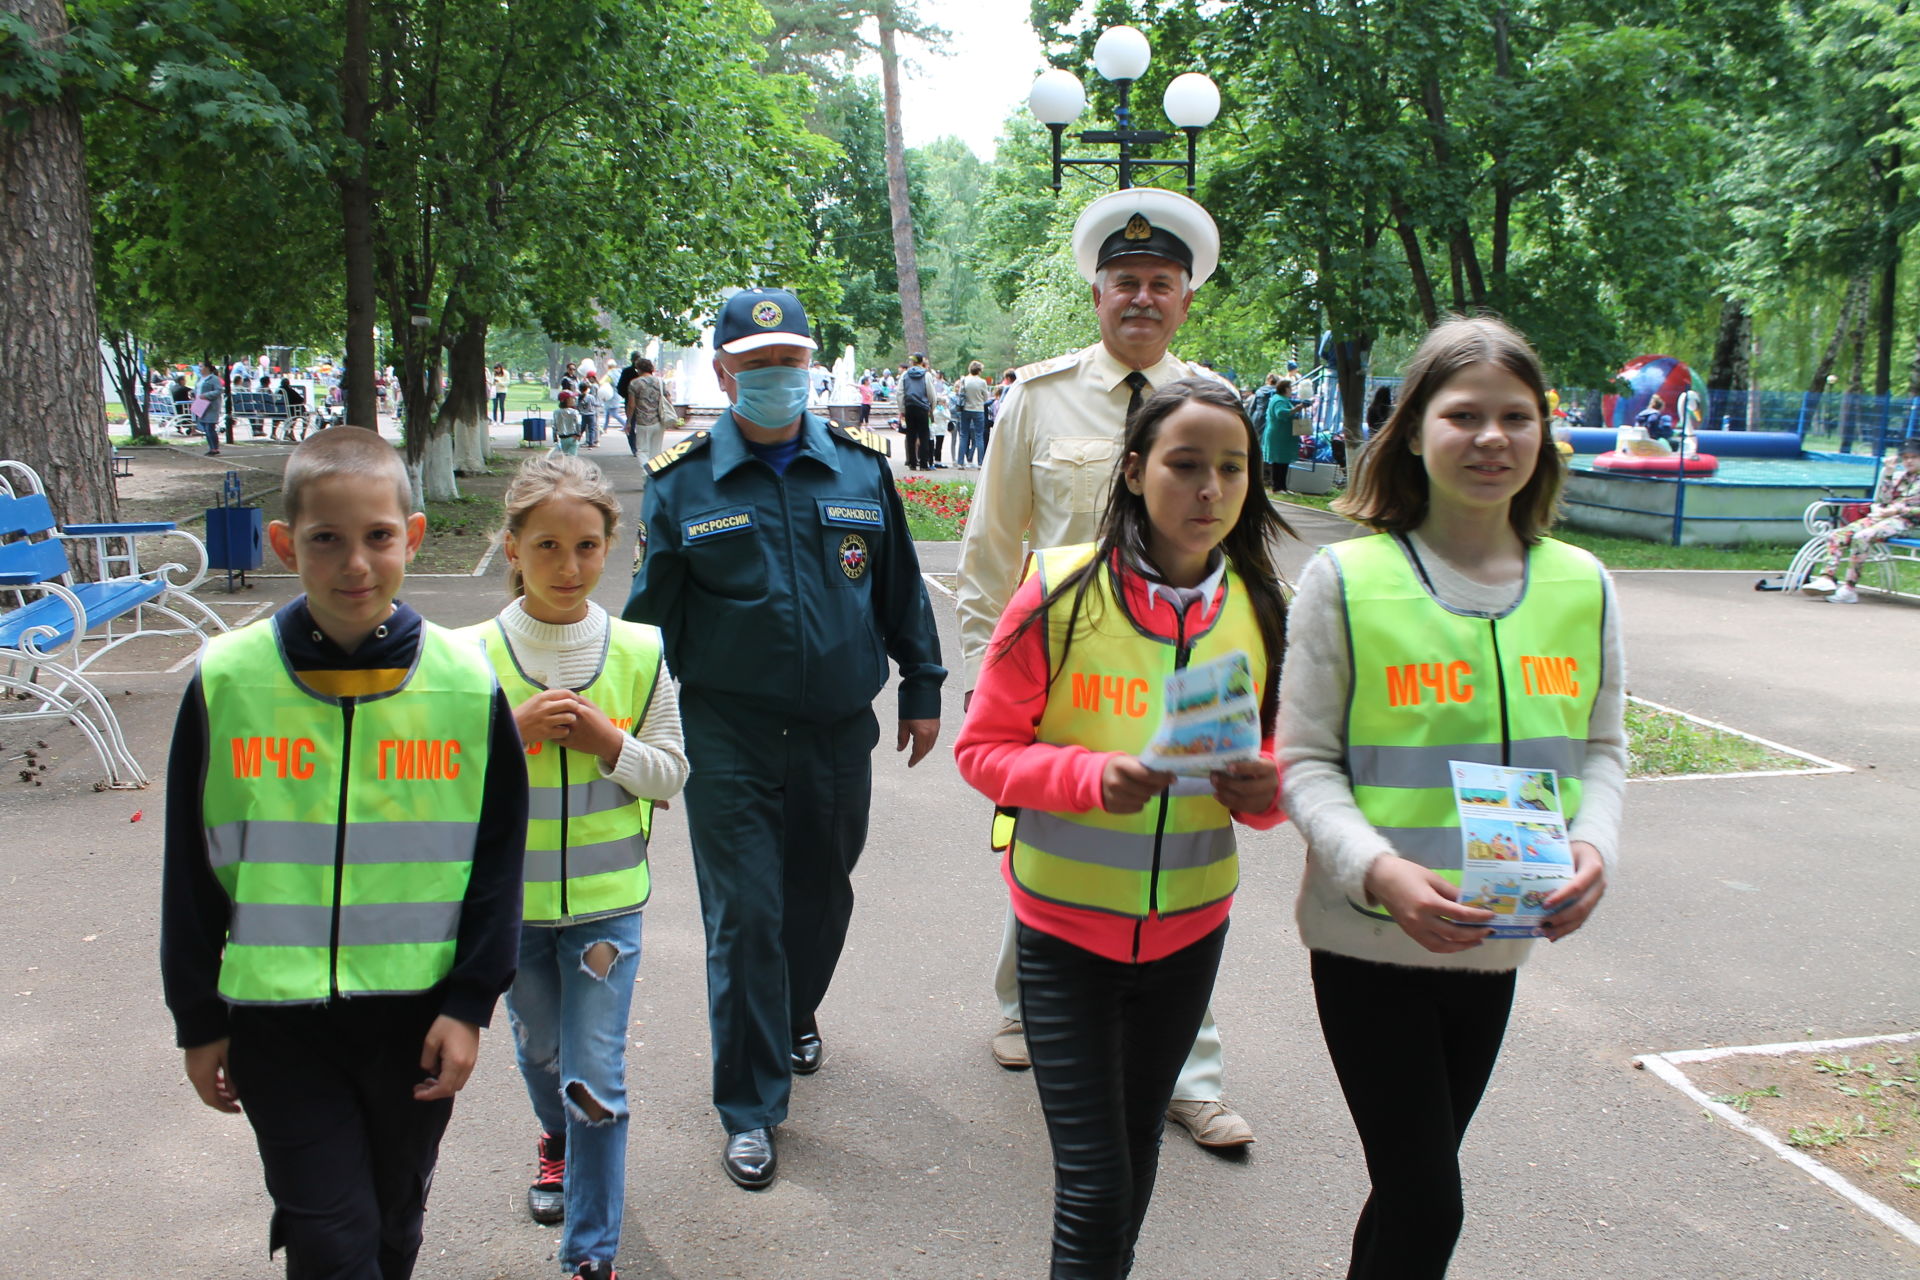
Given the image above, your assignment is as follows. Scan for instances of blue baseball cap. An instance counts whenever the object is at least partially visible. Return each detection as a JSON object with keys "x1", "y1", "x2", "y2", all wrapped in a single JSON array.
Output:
[{"x1": 715, "y1": 288, "x2": 818, "y2": 355}]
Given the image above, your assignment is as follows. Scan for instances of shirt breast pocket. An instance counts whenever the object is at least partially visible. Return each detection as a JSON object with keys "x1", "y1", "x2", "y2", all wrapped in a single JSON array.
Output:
[
  {"x1": 1038, "y1": 436, "x2": 1119, "y2": 514},
  {"x1": 817, "y1": 497, "x2": 884, "y2": 590},
  {"x1": 679, "y1": 505, "x2": 767, "y2": 600}
]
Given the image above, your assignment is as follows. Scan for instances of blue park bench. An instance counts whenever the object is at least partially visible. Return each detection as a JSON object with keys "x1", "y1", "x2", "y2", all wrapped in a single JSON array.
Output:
[{"x1": 0, "y1": 460, "x2": 228, "y2": 787}]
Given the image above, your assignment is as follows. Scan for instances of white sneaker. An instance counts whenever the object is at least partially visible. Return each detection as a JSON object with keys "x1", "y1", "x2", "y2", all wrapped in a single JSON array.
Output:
[
  {"x1": 1826, "y1": 585, "x2": 1859, "y2": 604},
  {"x1": 1800, "y1": 574, "x2": 1837, "y2": 596}
]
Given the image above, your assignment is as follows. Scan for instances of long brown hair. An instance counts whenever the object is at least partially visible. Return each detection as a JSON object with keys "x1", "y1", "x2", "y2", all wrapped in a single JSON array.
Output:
[
  {"x1": 1334, "y1": 315, "x2": 1564, "y2": 543},
  {"x1": 992, "y1": 377, "x2": 1293, "y2": 735}
]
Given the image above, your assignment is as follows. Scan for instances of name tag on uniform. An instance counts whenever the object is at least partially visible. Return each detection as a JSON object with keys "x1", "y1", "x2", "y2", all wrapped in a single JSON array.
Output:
[
  {"x1": 682, "y1": 508, "x2": 755, "y2": 543},
  {"x1": 817, "y1": 498, "x2": 884, "y2": 529}
]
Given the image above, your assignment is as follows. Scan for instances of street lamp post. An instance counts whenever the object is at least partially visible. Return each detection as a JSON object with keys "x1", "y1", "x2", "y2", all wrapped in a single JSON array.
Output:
[{"x1": 1027, "y1": 26, "x2": 1220, "y2": 195}]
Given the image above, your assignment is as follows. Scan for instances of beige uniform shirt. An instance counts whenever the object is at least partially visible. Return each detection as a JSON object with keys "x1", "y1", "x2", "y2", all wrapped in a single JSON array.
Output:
[{"x1": 954, "y1": 341, "x2": 1197, "y2": 687}]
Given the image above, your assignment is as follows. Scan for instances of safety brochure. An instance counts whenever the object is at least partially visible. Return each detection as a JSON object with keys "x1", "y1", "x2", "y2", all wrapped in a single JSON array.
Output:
[
  {"x1": 1140, "y1": 650, "x2": 1261, "y2": 777},
  {"x1": 1448, "y1": 761, "x2": 1577, "y2": 938}
]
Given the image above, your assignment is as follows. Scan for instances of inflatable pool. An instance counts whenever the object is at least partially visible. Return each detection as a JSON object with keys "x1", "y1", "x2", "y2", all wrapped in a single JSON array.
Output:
[{"x1": 1592, "y1": 450, "x2": 1719, "y2": 476}]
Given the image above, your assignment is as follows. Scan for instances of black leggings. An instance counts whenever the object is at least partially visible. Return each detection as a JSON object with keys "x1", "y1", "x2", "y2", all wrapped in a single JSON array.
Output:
[
  {"x1": 1311, "y1": 950, "x2": 1516, "y2": 1280},
  {"x1": 1018, "y1": 920, "x2": 1227, "y2": 1279}
]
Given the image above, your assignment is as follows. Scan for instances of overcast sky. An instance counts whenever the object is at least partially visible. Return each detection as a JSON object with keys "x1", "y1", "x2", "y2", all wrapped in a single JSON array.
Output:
[{"x1": 858, "y1": 0, "x2": 1051, "y2": 160}]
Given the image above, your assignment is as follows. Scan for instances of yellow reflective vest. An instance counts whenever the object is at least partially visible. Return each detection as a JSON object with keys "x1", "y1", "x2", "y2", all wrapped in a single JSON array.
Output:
[
  {"x1": 1009, "y1": 545, "x2": 1264, "y2": 924},
  {"x1": 460, "y1": 617, "x2": 663, "y2": 925},
  {"x1": 199, "y1": 619, "x2": 497, "y2": 1004},
  {"x1": 1328, "y1": 532, "x2": 1603, "y2": 913}
]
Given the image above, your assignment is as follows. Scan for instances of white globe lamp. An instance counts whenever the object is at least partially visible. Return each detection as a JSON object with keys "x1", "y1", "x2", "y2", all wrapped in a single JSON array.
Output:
[
  {"x1": 1092, "y1": 25, "x2": 1152, "y2": 82},
  {"x1": 1162, "y1": 73, "x2": 1221, "y2": 129},
  {"x1": 1027, "y1": 69, "x2": 1088, "y2": 126}
]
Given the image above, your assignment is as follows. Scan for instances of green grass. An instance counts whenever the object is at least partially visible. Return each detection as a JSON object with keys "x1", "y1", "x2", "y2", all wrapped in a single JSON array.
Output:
[
  {"x1": 109, "y1": 434, "x2": 168, "y2": 448},
  {"x1": 423, "y1": 493, "x2": 503, "y2": 538},
  {"x1": 1625, "y1": 700, "x2": 1805, "y2": 777},
  {"x1": 1271, "y1": 493, "x2": 1805, "y2": 570}
]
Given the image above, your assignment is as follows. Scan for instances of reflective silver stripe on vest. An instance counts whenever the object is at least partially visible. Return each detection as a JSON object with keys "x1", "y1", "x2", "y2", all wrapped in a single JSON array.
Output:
[
  {"x1": 526, "y1": 777, "x2": 636, "y2": 823},
  {"x1": 1346, "y1": 738, "x2": 1588, "y2": 790},
  {"x1": 523, "y1": 833, "x2": 646, "y2": 884},
  {"x1": 1016, "y1": 809, "x2": 1233, "y2": 873},
  {"x1": 207, "y1": 821, "x2": 478, "y2": 870},
  {"x1": 1373, "y1": 826, "x2": 1462, "y2": 871},
  {"x1": 227, "y1": 900, "x2": 462, "y2": 947}
]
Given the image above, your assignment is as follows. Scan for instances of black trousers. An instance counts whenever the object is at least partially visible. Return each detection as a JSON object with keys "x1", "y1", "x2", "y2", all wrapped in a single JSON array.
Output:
[
  {"x1": 1018, "y1": 920, "x2": 1227, "y2": 1279},
  {"x1": 227, "y1": 997, "x2": 454, "y2": 1280},
  {"x1": 1311, "y1": 950, "x2": 1517, "y2": 1280},
  {"x1": 902, "y1": 403, "x2": 931, "y2": 469},
  {"x1": 682, "y1": 690, "x2": 879, "y2": 1133}
]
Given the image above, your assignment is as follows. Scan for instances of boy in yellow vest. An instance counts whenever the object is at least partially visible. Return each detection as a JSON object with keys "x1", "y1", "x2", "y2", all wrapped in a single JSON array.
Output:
[{"x1": 160, "y1": 427, "x2": 528, "y2": 1279}]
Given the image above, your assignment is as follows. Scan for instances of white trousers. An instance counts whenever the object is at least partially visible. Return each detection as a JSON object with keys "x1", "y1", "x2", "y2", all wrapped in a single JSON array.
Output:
[{"x1": 994, "y1": 903, "x2": 1224, "y2": 1101}]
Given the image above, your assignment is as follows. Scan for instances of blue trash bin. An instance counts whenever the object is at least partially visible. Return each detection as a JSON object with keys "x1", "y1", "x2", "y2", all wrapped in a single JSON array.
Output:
[{"x1": 522, "y1": 416, "x2": 548, "y2": 443}]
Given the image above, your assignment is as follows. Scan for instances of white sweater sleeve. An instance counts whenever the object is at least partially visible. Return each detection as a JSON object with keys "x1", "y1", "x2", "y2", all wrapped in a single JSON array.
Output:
[
  {"x1": 600, "y1": 666, "x2": 689, "y2": 802},
  {"x1": 1279, "y1": 552, "x2": 1400, "y2": 904}
]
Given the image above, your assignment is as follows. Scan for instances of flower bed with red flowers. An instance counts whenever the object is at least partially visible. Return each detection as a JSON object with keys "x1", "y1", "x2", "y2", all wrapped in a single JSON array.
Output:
[{"x1": 895, "y1": 476, "x2": 974, "y2": 541}]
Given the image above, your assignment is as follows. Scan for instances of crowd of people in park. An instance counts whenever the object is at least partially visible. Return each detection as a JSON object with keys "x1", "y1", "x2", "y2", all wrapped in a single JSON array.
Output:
[{"x1": 156, "y1": 178, "x2": 1633, "y2": 1280}]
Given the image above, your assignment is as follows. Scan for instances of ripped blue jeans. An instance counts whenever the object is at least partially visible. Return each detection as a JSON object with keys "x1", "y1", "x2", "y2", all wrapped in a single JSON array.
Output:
[{"x1": 506, "y1": 911, "x2": 643, "y2": 1270}]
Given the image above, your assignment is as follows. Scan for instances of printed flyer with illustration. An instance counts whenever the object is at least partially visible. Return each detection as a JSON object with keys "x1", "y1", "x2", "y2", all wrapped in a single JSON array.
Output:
[
  {"x1": 1448, "y1": 760, "x2": 1575, "y2": 937},
  {"x1": 1141, "y1": 650, "x2": 1260, "y2": 779}
]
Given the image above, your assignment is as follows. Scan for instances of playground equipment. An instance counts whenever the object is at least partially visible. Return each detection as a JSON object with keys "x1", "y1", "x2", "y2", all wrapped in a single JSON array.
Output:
[{"x1": 1594, "y1": 354, "x2": 1719, "y2": 476}]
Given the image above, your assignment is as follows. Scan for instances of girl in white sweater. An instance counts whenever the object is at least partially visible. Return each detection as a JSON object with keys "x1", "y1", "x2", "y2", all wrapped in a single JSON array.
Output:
[
  {"x1": 468, "y1": 455, "x2": 688, "y2": 1280},
  {"x1": 1279, "y1": 317, "x2": 1625, "y2": 1279}
]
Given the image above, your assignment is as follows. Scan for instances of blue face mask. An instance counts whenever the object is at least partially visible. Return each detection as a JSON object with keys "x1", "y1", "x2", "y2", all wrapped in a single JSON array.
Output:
[{"x1": 729, "y1": 364, "x2": 812, "y2": 429}]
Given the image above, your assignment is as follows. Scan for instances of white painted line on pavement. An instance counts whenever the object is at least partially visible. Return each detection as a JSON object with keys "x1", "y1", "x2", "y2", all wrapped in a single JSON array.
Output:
[
  {"x1": 1634, "y1": 1032, "x2": 1920, "y2": 1250},
  {"x1": 922, "y1": 573, "x2": 954, "y2": 598},
  {"x1": 1625, "y1": 694, "x2": 1852, "y2": 780},
  {"x1": 473, "y1": 536, "x2": 501, "y2": 578}
]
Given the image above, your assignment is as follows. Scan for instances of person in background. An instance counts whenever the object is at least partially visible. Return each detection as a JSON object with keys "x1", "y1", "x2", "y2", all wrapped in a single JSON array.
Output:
[
  {"x1": 858, "y1": 375, "x2": 875, "y2": 426},
  {"x1": 955, "y1": 361, "x2": 991, "y2": 469},
  {"x1": 900, "y1": 355, "x2": 934, "y2": 470},
  {"x1": 551, "y1": 391, "x2": 582, "y2": 457},
  {"x1": 929, "y1": 371, "x2": 952, "y2": 469},
  {"x1": 193, "y1": 363, "x2": 225, "y2": 456},
  {"x1": 1801, "y1": 436, "x2": 1920, "y2": 604},
  {"x1": 1263, "y1": 377, "x2": 1301, "y2": 492},
  {"x1": 493, "y1": 365, "x2": 511, "y2": 424}
]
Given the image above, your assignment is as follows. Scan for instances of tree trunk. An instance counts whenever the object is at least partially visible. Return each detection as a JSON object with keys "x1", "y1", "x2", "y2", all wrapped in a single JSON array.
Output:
[
  {"x1": 1841, "y1": 304, "x2": 1868, "y2": 453},
  {"x1": 1390, "y1": 201, "x2": 1438, "y2": 327},
  {"x1": 0, "y1": 0, "x2": 116, "y2": 521},
  {"x1": 104, "y1": 331, "x2": 151, "y2": 440},
  {"x1": 1807, "y1": 275, "x2": 1869, "y2": 396},
  {"x1": 1707, "y1": 297, "x2": 1750, "y2": 391},
  {"x1": 877, "y1": 12, "x2": 929, "y2": 359},
  {"x1": 339, "y1": 0, "x2": 379, "y2": 431},
  {"x1": 439, "y1": 313, "x2": 491, "y2": 475},
  {"x1": 1872, "y1": 148, "x2": 1900, "y2": 400}
]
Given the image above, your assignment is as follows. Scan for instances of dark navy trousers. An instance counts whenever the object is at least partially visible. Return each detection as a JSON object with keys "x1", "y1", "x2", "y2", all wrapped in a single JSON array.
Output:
[{"x1": 681, "y1": 688, "x2": 879, "y2": 1133}]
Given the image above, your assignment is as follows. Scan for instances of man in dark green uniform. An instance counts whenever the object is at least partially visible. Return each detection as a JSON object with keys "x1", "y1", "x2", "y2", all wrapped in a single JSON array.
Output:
[{"x1": 624, "y1": 288, "x2": 945, "y2": 1190}]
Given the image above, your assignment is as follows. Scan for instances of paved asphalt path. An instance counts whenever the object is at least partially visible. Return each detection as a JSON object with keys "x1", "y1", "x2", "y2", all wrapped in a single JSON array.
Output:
[{"x1": 0, "y1": 432, "x2": 1914, "y2": 1278}]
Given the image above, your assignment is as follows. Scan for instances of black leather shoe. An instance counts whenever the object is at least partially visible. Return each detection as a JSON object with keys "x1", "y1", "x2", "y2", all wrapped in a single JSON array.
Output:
[
  {"x1": 723, "y1": 1127, "x2": 777, "y2": 1190},
  {"x1": 791, "y1": 1029, "x2": 825, "y2": 1075}
]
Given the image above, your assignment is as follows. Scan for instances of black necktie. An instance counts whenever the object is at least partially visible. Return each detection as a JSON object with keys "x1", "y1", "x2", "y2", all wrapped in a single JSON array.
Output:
[{"x1": 1124, "y1": 371, "x2": 1150, "y2": 423}]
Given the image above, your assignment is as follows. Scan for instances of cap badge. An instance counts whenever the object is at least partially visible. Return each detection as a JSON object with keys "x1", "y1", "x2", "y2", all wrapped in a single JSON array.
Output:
[
  {"x1": 752, "y1": 300, "x2": 784, "y2": 328},
  {"x1": 1124, "y1": 213, "x2": 1153, "y2": 241}
]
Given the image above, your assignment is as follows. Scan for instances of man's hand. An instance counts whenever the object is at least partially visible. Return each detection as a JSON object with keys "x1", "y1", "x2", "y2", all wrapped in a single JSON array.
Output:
[
  {"x1": 897, "y1": 718, "x2": 940, "y2": 767},
  {"x1": 513, "y1": 689, "x2": 579, "y2": 745},
  {"x1": 414, "y1": 1016, "x2": 480, "y2": 1101},
  {"x1": 184, "y1": 1038, "x2": 241, "y2": 1113},
  {"x1": 1210, "y1": 758, "x2": 1279, "y2": 813},
  {"x1": 1100, "y1": 756, "x2": 1175, "y2": 814},
  {"x1": 1363, "y1": 854, "x2": 1495, "y2": 953},
  {"x1": 1538, "y1": 840, "x2": 1607, "y2": 942}
]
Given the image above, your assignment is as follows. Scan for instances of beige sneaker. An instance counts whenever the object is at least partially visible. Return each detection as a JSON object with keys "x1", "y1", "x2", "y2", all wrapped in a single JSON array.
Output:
[
  {"x1": 1166, "y1": 1098, "x2": 1255, "y2": 1148},
  {"x1": 991, "y1": 1017, "x2": 1031, "y2": 1070}
]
